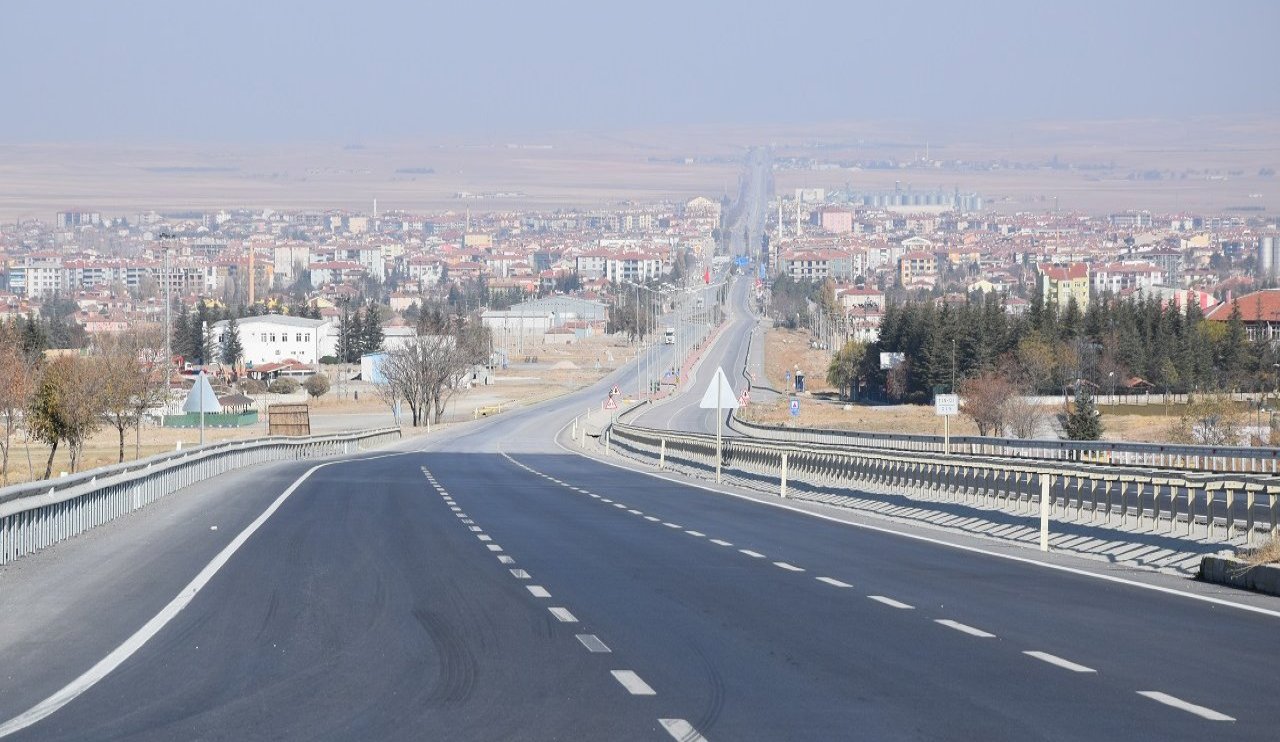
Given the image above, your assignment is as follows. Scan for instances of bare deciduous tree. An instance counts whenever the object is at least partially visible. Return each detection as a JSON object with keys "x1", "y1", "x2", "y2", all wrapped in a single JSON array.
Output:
[
  {"x1": 96, "y1": 329, "x2": 163, "y2": 463},
  {"x1": 28, "y1": 356, "x2": 105, "y2": 478},
  {"x1": 0, "y1": 324, "x2": 36, "y2": 484},
  {"x1": 379, "y1": 317, "x2": 492, "y2": 427},
  {"x1": 959, "y1": 369, "x2": 1021, "y2": 437}
]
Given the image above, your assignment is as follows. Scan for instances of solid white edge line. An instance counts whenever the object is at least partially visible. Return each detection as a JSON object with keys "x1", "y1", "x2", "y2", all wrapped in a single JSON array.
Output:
[
  {"x1": 1137, "y1": 691, "x2": 1235, "y2": 721},
  {"x1": 659, "y1": 719, "x2": 708, "y2": 742},
  {"x1": 935, "y1": 619, "x2": 996, "y2": 638},
  {"x1": 536, "y1": 440, "x2": 1280, "y2": 622},
  {"x1": 1023, "y1": 651, "x2": 1096, "y2": 673},
  {"x1": 0, "y1": 452, "x2": 405, "y2": 738},
  {"x1": 610, "y1": 670, "x2": 656, "y2": 696},
  {"x1": 868, "y1": 595, "x2": 914, "y2": 609}
]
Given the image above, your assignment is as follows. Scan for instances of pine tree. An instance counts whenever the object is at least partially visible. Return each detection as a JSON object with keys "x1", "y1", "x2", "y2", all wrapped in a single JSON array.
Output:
[
  {"x1": 1219, "y1": 300, "x2": 1247, "y2": 386},
  {"x1": 221, "y1": 315, "x2": 243, "y2": 367},
  {"x1": 1064, "y1": 387, "x2": 1104, "y2": 440},
  {"x1": 361, "y1": 300, "x2": 384, "y2": 355},
  {"x1": 173, "y1": 304, "x2": 192, "y2": 360},
  {"x1": 347, "y1": 308, "x2": 364, "y2": 362},
  {"x1": 191, "y1": 302, "x2": 211, "y2": 365}
]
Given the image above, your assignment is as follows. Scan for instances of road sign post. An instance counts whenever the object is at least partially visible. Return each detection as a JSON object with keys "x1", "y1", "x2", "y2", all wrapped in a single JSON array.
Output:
[
  {"x1": 934, "y1": 393, "x2": 959, "y2": 455},
  {"x1": 699, "y1": 367, "x2": 740, "y2": 484}
]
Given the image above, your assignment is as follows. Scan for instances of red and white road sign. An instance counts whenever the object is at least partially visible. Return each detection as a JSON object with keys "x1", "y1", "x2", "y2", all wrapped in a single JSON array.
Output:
[{"x1": 604, "y1": 397, "x2": 618, "y2": 410}]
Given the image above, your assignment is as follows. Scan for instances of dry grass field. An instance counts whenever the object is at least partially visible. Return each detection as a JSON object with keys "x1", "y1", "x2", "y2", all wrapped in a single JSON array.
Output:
[
  {"x1": 0, "y1": 333, "x2": 627, "y2": 487},
  {"x1": 762, "y1": 328, "x2": 835, "y2": 394},
  {"x1": 2, "y1": 117, "x2": 1275, "y2": 221}
]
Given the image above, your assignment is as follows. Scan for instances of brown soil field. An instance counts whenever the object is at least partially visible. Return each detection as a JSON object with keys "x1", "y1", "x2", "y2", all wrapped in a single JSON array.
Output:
[
  {"x1": 763, "y1": 328, "x2": 835, "y2": 394},
  {"x1": 2, "y1": 117, "x2": 1274, "y2": 221}
]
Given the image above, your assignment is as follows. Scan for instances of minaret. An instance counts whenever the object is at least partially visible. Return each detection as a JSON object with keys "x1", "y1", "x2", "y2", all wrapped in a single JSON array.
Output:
[{"x1": 247, "y1": 247, "x2": 255, "y2": 306}]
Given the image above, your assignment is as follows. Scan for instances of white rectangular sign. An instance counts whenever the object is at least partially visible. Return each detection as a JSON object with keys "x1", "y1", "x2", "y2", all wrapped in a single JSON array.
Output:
[{"x1": 934, "y1": 394, "x2": 959, "y2": 416}]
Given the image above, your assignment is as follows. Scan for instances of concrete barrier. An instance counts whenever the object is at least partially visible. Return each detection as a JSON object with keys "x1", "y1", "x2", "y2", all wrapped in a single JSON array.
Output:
[{"x1": 1198, "y1": 555, "x2": 1280, "y2": 597}]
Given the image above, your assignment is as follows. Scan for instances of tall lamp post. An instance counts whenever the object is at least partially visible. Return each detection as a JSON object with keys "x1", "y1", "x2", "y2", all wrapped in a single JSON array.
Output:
[{"x1": 159, "y1": 232, "x2": 175, "y2": 425}]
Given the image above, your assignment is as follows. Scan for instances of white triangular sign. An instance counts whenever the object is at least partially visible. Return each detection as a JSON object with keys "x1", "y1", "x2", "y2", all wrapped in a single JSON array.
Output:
[
  {"x1": 182, "y1": 372, "x2": 223, "y2": 414},
  {"x1": 699, "y1": 367, "x2": 740, "y2": 409}
]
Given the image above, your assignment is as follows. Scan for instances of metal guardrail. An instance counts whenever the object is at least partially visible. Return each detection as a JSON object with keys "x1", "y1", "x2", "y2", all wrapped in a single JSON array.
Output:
[
  {"x1": 729, "y1": 413, "x2": 1280, "y2": 475},
  {"x1": 0, "y1": 427, "x2": 402, "y2": 565},
  {"x1": 608, "y1": 422, "x2": 1280, "y2": 549}
]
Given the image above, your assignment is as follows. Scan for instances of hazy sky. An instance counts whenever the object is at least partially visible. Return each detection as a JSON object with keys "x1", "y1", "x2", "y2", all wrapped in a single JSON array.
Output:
[{"x1": 2, "y1": 0, "x2": 1277, "y2": 142}]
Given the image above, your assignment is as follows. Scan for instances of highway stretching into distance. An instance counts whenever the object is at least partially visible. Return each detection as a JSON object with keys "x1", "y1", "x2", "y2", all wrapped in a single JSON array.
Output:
[{"x1": 2, "y1": 153, "x2": 1280, "y2": 740}]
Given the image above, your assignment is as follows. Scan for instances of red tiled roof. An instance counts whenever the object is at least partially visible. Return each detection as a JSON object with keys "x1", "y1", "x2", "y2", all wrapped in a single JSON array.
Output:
[{"x1": 1205, "y1": 289, "x2": 1280, "y2": 322}]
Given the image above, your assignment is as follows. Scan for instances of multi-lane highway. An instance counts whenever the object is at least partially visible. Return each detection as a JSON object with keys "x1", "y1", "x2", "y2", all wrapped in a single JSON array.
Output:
[
  {"x1": 4, "y1": 328, "x2": 1280, "y2": 739},
  {"x1": 3, "y1": 155, "x2": 1280, "y2": 739}
]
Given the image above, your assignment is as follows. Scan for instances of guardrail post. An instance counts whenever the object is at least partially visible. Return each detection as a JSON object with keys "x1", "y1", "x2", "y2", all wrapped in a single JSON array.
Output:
[
  {"x1": 1039, "y1": 471, "x2": 1051, "y2": 552},
  {"x1": 1225, "y1": 485, "x2": 1237, "y2": 539},
  {"x1": 1204, "y1": 485, "x2": 1217, "y2": 540},
  {"x1": 659, "y1": 438, "x2": 666, "y2": 470},
  {"x1": 1269, "y1": 486, "x2": 1278, "y2": 538},
  {"x1": 1245, "y1": 486, "x2": 1257, "y2": 544},
  {"x1": 780, "y1": 452, "x2": 788, "y2": 499}
]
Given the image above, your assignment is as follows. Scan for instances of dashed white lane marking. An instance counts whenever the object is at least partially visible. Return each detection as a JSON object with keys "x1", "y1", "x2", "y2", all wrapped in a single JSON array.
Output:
[
  {"x1": 509, "y1": 569, "x2": 531, "y2": 579},
  {"x1": 588, "y1": 493, "x2": 600, "y2": 498},
  {"x1": 709, "y1": 539, "x2": 733, "y2": 547},
  {"x1": 685, "y1": 530, "x2": 706, "y2": 538},
  {"x1": 450, "y1": 506, "x2": 462, "y2": 512},
  {"x1": 816, "y1": 577, "x2": 852, "y2": 588},
  {"x1": 627, "y1": 509, "x2": 643, "y2": 515},
  {"x1": 868, "y1": 595, "x2": 914, "y2": 609},
  {"x1": 739, "y1": 549, "x2": 766, "y2": 558},
  {"x1": 527, "y1": 585, "x2": 552, "y2": 598},
  {"x1": 663, "y1": 522, "x2": 682, "y2": 529},
  {"x1": 575, "y1": 634, "x2": 612, "y2": 653},
  {"x1": 477, "y1": 534, "x2": 493, "y2": 542},
  {"x1": 611, "y1": 670, "x2": 656, "y2": 696},
  {"x1": 497, "y1": 555, "x2": 516, "y2": 565},
  {"x1": 548, "y1": 607, "x2": 578, "y2": 623},
  {"x1": 486, "y1": 544, "x2": 504, "y2": 552},
  {"x1": 644, "y1": 516, "x2": 661, "y2": 522},
  {"x1": 613, "y1": 503, "x2": 627, "y2": 509},
  {"x1": 773, "y1": 561, "x2": 804, "y2": 572},
  {"x1": 1137, "y1": 691, "x2": 1235, "y2": 721},
  {"x1": 935, "y1": 619, "x2": 996, "y2": 638},
  {"x1": 601, "y1": 498, "x2": 614, "y2": 504},
  {"x1": 659, "y1": 719, "x2": 708, "y2": 741},
  {"x1": 468, "y1": 526, "x2": 483, "y2": 532},
  {"x1": 1023, "y1": 651, "x2": 1096, "y2": 673}
]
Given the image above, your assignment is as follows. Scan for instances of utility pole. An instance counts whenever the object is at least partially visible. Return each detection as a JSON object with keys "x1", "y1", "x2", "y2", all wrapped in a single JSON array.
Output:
[
  {"x1": 161, "y1": 232, "x2": 173, "y2": 425},
  {"x1": 951, "y1": 337, "x2": 957, "y2": 393}
]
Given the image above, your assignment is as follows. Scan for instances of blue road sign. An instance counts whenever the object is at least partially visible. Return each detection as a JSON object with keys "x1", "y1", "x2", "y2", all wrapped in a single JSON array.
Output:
[
  {"x1": 758, "y1": 264, "x2": 767, "y2": 279},
  {"x1": 789, "y1": 399, "x2": 800, "y2": 417},
  {"x1": 734, "y1": 255, "x2": 749, "y2": 267}
]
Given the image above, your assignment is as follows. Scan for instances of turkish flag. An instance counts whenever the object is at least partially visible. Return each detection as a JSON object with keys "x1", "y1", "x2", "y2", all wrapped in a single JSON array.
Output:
[{"x1": 704, "y1": 268, "x2": 710, "y2": 284}]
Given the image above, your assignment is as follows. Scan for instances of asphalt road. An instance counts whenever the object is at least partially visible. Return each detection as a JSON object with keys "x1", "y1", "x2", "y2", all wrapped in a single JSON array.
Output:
[
  {"x1": 4, "y1": 170, "x2": 1280, "y2": 737},
  {"x1": 6, "y1": 404, "x2": 1280, "y2": 739}
]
